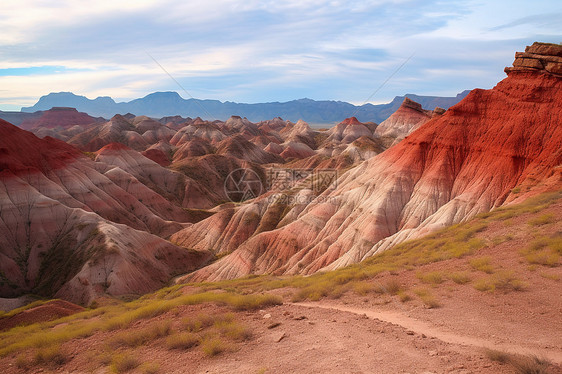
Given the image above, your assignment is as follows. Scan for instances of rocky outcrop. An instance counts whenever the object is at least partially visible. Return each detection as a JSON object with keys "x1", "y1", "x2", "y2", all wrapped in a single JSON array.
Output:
[
  {"x1": 326, "y1": 117, "x2": 373, "y2": 144},
  {"x1": 374, "y1": 98, "x2": 437, "y2": 146},
  {"x1": 505, "y1": 42, "x2": 562, "y2": 76}
]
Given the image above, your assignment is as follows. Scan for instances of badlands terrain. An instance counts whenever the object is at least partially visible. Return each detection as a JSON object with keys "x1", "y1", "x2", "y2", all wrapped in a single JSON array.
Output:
[{"x1": 0, "y1": 42, "x2": 560, "y2": 373}]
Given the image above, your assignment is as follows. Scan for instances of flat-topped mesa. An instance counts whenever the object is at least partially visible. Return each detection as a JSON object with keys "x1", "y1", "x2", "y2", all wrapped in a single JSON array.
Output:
[{"x1": 505, "y1": 42, "x2": 562, "y2": 77}]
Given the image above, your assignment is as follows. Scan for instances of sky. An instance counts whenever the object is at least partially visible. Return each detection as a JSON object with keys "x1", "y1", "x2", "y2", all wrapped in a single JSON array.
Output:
[{"x1": 0, "y1": 0, "x2": 560, "y2": 111}]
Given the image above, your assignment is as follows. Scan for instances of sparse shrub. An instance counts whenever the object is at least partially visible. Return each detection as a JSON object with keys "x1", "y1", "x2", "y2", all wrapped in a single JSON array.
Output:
[
  {"x1": 226, "y1": 294, "x2": 283, "y2": 311},
  {"x1": 474, "y1": 271, "x2": 527, "y2": 293},
  {"x1": 34, "y1": 344, "x2": 67, "y2": 366},
  {"x1": 201, "y1": 337, "x2": 227, "y2": 357},
  {"x1": 352, "y1": 281, "x2": 374, "y2": 296},
  {"x1": 140, "y1": 362, "x2": 160, "y2": 374},
  {"x1": 524, "y1": 251, "x2": 560, "y2": 267},
  {"x1": 470, "y1": 257, "x2": 494, "y2": 273},
  {"x1": 397, "y1": 291, "x2": 412, "y2": 302},
  {"x1": 183, "y1": 313, "x2": 228, "y2": 332},
  {"x1": 539, "y1": 272, "x2": 560, "y2": 281},
  {"x1": 108, "y1": 320, "x2": 172, "y2": 348},
  {"x1": 485, "y1": 349, "x2": 551, "y2": 374},
  {"x1": 449, "y1": 271, "x2": 472, "y2": 284},
  {"x1": 373, "y1": 279, "x2": 402, "y2": 295},
  {"x1": 215, "y1": 320, "x2": 252, "y2": 341},
  {"x1": 15, "y1": 354, "x2": 29, "y2": 369},
  {"x1": 521, "y1": 236, "x2": 561, "y2": 267},
  {"x1": 111, "y1": 352, "x2": 140, "y2": 373},
  {"x1": 484, "y1": 348, "x2": 512, "y2": 363},
  {"x1": 416, "y1": 271, "x2": 445, "y2": 284},
  {"x1": 528, "y1": 214, "x2": 554, "y2": 226},
  {"x1": 384, "y1": 279, "x2": 402, "y2": 295},
  {"x1": 511, "y1": 355, "x2": 552, "y2": 374},
  {"x1": 414, "y1": 288, "x2": 440, "y2": 308},
  {"x1": 166, "y1": 332, "x2": 200, "y2": 350}
]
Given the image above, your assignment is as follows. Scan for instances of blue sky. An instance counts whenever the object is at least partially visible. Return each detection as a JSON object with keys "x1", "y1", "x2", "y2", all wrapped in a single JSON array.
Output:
[{"x1": 0, "y1": 0, "x2": 560, "y2": 111}]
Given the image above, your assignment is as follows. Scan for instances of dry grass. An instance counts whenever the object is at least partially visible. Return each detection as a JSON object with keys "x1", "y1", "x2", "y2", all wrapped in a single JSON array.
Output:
[
  {"x1": 107, "y1": 320, "x2": 172, "y2": 348},
  {"x1": 201, "y1": 336, "x2": 228, "y2": 357},
  {"x1": 520, "y1": 236, "x2": 561, "y2": 267},
  {"x1": 484, "y1": 349, "x2": 552, "y2": 374},
  {"x1": 416, "y1": 271, "x2": 445, "y2": 284},
  {"x1": 351, "y1": 281, "x2": 375, "y2": 296},
  {"x1": 0, "y1": 291, "x2": 280, "y2": 358},
  {"x1": 527, "y1": 214, "x2": 555, "y2": 226},
  {"x1": 448, "y1": 271, "x2": 472, "y2": 284},
  {"x1": 470, "y1": 257, "x2": 495, "y2": 273},
  {"x1": 165, "y1": 332, "x2": 200, "y2": 350},
  {"x1": 413, "y1": 288, "x2": 440, "y2": 308},
  {"x1": 110, "y1": 352, "x2": 141, "y2": 373},
  {"x1": 474, "y1": 271, "x2": 527, "y2": 293},
  {"x1": 397, "y1": 291, "x2": 412, "y2": 302},
  {"x1": 140, "y1": 362, "x2": 160, "y2": 374},
  {"x1": 539, "y1": 271, "x2": 560, "y2": 281},
  {"x1": 34, "y1": 344, "x2": 67, "y2": 367},
  {"x1": 215, "y1": 320, "x2": 252, "y2": 341}
]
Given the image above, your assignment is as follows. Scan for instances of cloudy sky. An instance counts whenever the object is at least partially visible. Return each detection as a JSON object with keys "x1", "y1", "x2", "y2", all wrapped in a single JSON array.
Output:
[{"x1": 0, "y1": 0, "x2": 560, "y2": 110}]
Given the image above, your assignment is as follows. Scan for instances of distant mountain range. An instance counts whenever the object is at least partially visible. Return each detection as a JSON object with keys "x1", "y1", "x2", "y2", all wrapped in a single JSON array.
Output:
[{"x1": 11, "y1": 91, "x2": 470, "y2": 125}]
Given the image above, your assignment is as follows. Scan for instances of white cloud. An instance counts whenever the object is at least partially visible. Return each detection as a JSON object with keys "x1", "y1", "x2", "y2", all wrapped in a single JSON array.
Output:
[{"x1": 0, "y1": 0, "x2": 561, "y2": 110}]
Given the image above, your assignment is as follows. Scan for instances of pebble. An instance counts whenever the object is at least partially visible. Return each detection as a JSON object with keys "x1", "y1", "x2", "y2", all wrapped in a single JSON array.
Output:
[{"x1": 263, "y1": 313, "x2": 271, "y2": 319}]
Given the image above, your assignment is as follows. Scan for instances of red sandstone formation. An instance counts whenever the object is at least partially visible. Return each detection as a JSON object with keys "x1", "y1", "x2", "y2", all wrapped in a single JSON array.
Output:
[{"x1": 177, "y1": 42, "x2": 562, "y2": 282}]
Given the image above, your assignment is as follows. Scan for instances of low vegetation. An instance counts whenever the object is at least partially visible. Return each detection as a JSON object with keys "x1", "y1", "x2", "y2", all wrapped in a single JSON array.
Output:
[
  {"x1": 107, "y1": 320, "x2": 172, "y2": 348},
  {"x1": 413, "y1": 288, "x2": 440, "y2": 308},
  {"x1": 166, "y1": 332, "x2": 200, "y2": 350},
  {"x1": 485, "y1": 349, "x2": 552, "y2": 374},
  {"x1": 520, "y1": 235, "x2": 561, "y2": 267},
  {"x1": 448, "y1": 271, "x2": 472, "y2": 284},
  {"x1": 201, "y1": 336, "x2": 229, "y2": 357},
  {"x1": 110, "y1": 352, "x2": 141, "y2": 373},
  {"x1": 416, "y1": 271, "x2": 445, "y2": 284},
  {"x1": 469, "y1": 257, "x2": 495, "y2": 273},
  {"x1": 0, "y1": 190, "x2": 559, "y2": 371},
  {"x1": 0, "y1": 291, "x2": 280, "y2": 359},
  {"x1": 473, "y1": 271, "x2": 527, "y2": 293}
]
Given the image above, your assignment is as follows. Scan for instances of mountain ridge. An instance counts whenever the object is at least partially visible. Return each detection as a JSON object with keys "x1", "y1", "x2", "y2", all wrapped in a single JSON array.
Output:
[{"x1": 17, "y1": 90, "x2": 470, "y2": 124}]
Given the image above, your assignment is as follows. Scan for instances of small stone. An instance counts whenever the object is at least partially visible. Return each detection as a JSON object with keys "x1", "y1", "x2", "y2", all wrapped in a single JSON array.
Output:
[
  {"x1": 268, "y1": 322, "x2": 281, "y2": 329},
  {"x1": 429, "y1": 350, "x2": 438, "y2": 356},
  {"x1": 263, "y1": 313, "x2": 271, "y2": 319},
  {"x1": 422, "y1": 334, "x2": 427, "y2": 338},
  {"x1": 294, "y1": 315, "x2": 307, "y2": 320},
  {"x1": 275, "y1": 332, "x2": 286, "y2": 342},
  {"x1": 406, "y1": 330, "x2": 415, "y2": 335}
]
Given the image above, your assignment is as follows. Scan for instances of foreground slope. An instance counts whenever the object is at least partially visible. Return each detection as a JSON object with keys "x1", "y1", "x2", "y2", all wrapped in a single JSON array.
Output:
[
  {"x1": 0, "y1": 190, "x2": 560, "y2": 373},
  {"x1": 183, "y1": 42, "x2": 562, "y2": 281}
]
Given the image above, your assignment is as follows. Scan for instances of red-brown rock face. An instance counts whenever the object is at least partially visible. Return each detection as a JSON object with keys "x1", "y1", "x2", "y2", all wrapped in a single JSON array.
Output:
[
  {"x1": 180, "y1": 42, "x2": 562, "y2": 282},
  {"x1": 0, "y1": 120, "x2": 211, "y2": 304},
  {"x1": 20, "y1": 107, "x2": 100, "y2": 130}
]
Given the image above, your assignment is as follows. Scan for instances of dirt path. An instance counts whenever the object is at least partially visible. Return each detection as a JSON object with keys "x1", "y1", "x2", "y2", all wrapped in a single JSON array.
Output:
[{"x1": 293, "y1": 301, "x2": 562, "y2": 365}]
